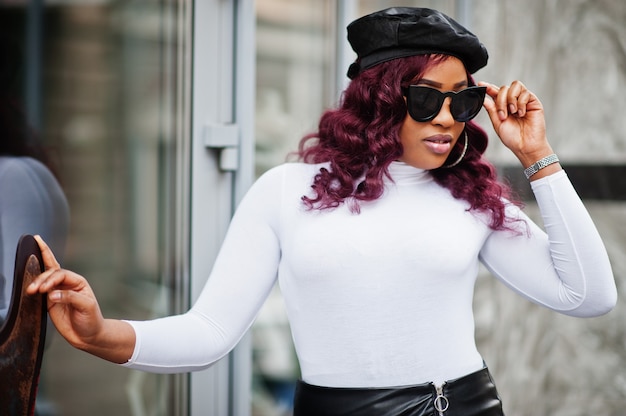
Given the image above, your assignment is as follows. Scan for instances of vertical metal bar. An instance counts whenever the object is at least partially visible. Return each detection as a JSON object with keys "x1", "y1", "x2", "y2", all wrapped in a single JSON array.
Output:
[
  {"x1": 190, "y1": 0, "x2": 235, "y2": 415},
  {"x1": 455, "y1": 0, "x2": 473, "y2": 28},
  {"x1": 232, "y1": 0, "x2": 256, "y2": 206},
  {"x1": 229, "y1": 3, "x2": 255, "y2": 415},
  {"x1": 335, "y1": 0, "x2": 357, "y2": 101},
  {"x1": 173, "y1": 0, "x2": 193, "y2": 413},
  {"x1": 25, "y1": 0, "x2": 43, "y2": 130}
]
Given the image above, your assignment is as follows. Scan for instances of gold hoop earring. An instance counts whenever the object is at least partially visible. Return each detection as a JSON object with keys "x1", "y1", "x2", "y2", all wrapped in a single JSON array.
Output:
[{"x1": 443, "y1": 132, "x2": 468, "y2": 168}]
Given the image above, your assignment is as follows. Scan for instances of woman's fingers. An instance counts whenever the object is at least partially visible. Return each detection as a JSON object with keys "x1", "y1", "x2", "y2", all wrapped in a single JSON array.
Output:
[
  {"x1": 495, "y1": 84, "x2": 510, "y2": 120},
  {"x1": 26, "y1": 268, "x2": 55, "y2": 295},
  {"x1": 27, "y1": 267, "x2": 89, "y2": 297},
  {"x1": 47, "y1": 285, "x2": 92, "y2": 308},
  {"x1": 28, "y1": 267, "x2": 103, "y2": 344},
  {"x1": 25, "y1": 236, "x2": 114, "y2": 354},
  {"x1": 34, "y1": 234, "x2": 61, "y2": 270},
  {"x1": 29, "y1": 235, "x2": 91, "y2": 297},
  {"x1": 477, "y1": 82, "x2": 502, "y2": 124},
  {"x1": 478, "y1": 80, "x2": 548, "y2": 157},
  {"x1": 505, "y1": 81, "x2": 522, "y2": 115},
  {"x1": 515, "y1": 89, "x2": 531, "y2": 117},
  {"x1": 479, "y1": 81, "x2": 532, "y2": 120}
]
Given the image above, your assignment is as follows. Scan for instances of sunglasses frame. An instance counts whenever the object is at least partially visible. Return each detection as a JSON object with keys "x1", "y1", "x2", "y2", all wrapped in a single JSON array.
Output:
[{"x1": 401, "y1": 85, "x2": 487, "y2": 123}]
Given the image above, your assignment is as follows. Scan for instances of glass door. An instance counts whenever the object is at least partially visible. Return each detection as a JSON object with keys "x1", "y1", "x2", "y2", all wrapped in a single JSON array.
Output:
[
  {"x1": 0, "y1": 1, "x2": 192, "y2": 414},
  {"x1": 188, "y1": 0, "x2": 256, "y2": 415}
]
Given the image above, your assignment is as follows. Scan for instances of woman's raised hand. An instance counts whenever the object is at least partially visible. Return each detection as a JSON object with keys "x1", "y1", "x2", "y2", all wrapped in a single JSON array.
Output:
[
  {"x1": 479, "y1": 81, "x2": 559, "y2": 177},
  {"x1": 27, "y1": 235, "x2": 135, "y2": 363}
]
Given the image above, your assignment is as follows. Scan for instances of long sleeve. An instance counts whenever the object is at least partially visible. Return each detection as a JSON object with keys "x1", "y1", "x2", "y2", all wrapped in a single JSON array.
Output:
[
  {"x1": 123, "y1": 166, "x2": 285, "y2": 373},
  {"x1": 479, "y1": 170, "x2": 617, "y2": 317}
]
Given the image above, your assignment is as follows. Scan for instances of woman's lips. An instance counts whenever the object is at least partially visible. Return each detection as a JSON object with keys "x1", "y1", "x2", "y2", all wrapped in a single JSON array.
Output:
[{"x1": 423, "y1": 135, "x2": 452, "y2": 155}]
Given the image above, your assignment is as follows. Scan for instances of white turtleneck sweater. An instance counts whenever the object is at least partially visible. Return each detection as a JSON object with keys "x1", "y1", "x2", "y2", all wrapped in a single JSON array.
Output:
[{"x1": 124, "y1": 161, "x2": 616, "y2": 387}]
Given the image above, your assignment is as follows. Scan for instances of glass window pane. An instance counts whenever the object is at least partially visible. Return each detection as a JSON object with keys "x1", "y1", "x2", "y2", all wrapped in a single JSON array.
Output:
[
  {"x1": 255, "y1": 0, "x2": 336, "y2": 176},
  {"x1": 0, "y1": 1, "x2": 189, "y2": 414},
  {"x1": 253, "y1": 1, "x2": 335, "y2": 414}
]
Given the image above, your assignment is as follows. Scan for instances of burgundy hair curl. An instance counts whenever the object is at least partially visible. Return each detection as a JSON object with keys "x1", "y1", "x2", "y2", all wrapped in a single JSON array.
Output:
[{"x1": 297, "y1": 55, "x2": 518, "y2": 230}]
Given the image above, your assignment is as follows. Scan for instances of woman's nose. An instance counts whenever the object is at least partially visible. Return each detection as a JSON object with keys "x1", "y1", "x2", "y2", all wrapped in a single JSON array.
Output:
[{"x1": 431, "y1": 97, "x2": 455, "y2": 127}]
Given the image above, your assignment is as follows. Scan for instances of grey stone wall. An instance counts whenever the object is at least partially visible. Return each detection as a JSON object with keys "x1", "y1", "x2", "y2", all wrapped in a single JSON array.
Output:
[
  {"x1": 474, "y1": 203, "x2": 626, "y2": 415},
  {"x1": 472, "y1": 0, "x2": 626, "y2": 164},
  {"x1": 467, "y1": 1, "x2": 626, "y2": 414}
]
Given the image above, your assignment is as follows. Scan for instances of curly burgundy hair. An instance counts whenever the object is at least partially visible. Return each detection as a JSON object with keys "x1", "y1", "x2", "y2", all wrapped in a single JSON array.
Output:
[{"x1": 297, "y1": 54, "x2": 518, "y2": 230}]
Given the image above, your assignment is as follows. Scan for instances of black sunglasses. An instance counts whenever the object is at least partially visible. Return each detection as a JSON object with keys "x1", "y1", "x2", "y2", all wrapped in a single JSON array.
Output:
[{"x1": 401, "y1": 85, "x2": 487, "y2": 122}]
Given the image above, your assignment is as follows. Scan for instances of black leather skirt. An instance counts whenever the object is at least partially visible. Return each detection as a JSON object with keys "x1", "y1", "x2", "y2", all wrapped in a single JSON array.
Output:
[{"x1": 293, "y1": 366, "x2": 504, "y2": 416}]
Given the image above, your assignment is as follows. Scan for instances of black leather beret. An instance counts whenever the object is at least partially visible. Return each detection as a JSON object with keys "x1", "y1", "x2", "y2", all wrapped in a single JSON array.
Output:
[{"x1": 346, "y1": 7, "x2": 488, "y2": 79}]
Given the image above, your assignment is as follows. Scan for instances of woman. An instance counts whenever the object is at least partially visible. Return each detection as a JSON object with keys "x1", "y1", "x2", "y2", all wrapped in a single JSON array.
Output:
[{"x1": 27, "y1": 7, "x2": 616, "y2": 415}]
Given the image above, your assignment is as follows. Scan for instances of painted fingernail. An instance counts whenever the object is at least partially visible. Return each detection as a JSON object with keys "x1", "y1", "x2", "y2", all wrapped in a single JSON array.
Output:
[{"x1": 509, "y1": 104, "x2": 516, "y2": 114}]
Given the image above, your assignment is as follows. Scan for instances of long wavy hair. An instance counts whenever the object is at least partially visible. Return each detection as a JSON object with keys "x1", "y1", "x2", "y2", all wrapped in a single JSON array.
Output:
[{"x1": 297, "y1": 54, "x2": 518, "y2": 230}]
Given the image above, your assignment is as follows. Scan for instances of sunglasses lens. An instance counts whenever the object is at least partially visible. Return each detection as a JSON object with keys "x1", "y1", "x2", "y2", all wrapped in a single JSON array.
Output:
[
  {"x1": 450, "y1": 87, "x2": 486, "y2": 122},
  {"x1": 407, "y1": 87, "x2": 444, "y2": 121}
]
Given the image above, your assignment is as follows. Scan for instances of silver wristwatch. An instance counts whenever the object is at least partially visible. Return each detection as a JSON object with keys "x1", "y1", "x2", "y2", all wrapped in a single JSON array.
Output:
[{"x1": 523, "y1": 154, "x2": 559, "y2": 179}]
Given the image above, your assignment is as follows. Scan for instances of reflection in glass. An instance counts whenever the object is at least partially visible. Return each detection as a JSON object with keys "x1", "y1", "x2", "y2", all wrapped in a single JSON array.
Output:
[
  {"x1": 0, "y1": 30, "x2": 70, "y2": 322},
  {"x1": 1, "y1": 1, "x2": 190, "y2": 415}
]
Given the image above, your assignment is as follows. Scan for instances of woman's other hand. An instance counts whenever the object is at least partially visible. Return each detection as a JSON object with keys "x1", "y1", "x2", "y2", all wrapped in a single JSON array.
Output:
[{"x1": 27, "y1": 235, "x2": 135, "y2": 363}]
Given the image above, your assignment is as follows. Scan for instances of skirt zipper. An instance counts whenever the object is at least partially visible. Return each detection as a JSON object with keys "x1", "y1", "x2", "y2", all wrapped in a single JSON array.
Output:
[{"x1": 434, "y1": 382, "x2": 449, "y2": 415}]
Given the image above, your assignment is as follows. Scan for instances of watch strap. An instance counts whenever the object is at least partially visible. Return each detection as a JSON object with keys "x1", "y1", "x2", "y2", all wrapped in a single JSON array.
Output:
[{"x1": 524, "y1": 154, "x2": 559, "y2": 179}]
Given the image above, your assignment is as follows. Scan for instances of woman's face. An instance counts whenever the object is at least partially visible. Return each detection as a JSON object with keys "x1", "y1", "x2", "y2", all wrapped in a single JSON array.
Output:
[{"x1": 398, "y1": 57, "x2": 468, "y2": 170}]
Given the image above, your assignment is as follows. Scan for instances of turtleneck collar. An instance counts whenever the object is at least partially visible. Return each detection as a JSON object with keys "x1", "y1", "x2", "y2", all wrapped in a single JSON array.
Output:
[{"x1": 386, "y1": 161, "x2": 432, "y2": 185}]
